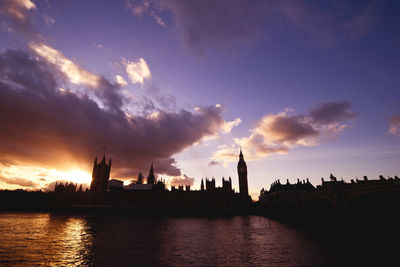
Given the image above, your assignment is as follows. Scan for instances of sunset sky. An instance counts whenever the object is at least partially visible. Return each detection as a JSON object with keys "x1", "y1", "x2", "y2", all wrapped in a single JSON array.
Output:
[{"x1": 0, "y1": 0, "x2": 399, "y2": 198}]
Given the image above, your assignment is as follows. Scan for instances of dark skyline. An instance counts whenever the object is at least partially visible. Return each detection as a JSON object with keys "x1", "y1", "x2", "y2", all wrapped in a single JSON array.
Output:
[{"x1": 0, "y1": 0, "x2": 399, "y2": 199}]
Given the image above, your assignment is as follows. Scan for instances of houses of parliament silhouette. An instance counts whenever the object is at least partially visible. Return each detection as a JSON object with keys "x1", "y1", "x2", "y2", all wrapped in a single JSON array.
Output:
[
  {"x1": 51, "y1": 149, "x2": 252, "y2": 214},
  {"x1": 49, "y1": 147, "x2": 400, "y2": 219}
]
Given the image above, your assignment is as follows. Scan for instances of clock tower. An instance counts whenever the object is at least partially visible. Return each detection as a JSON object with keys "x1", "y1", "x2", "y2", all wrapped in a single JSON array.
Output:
[{"x1": 237, "y1": 148, "x2": 249, "y2": 198}]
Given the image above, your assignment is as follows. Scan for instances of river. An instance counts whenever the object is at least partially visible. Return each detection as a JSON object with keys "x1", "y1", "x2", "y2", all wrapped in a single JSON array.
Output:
[{"x1": 0, "y1": 213, "x2": 392, "y2": 266}]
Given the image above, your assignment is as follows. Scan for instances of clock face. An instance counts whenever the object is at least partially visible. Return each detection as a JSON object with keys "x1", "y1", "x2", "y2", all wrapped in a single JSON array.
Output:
[{"x1": 239, "y1": 166, "x2": 246, "y2": 172}]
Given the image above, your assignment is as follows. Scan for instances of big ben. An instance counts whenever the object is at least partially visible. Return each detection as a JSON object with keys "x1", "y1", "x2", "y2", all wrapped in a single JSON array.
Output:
[{"x1": 237, "y1": 148, "x2": 249, "y2": 198}]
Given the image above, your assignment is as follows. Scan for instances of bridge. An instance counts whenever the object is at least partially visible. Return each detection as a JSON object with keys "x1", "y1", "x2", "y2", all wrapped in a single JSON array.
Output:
[{"x1": 258, "y1": 174, "x2": 400, "y2": 224}]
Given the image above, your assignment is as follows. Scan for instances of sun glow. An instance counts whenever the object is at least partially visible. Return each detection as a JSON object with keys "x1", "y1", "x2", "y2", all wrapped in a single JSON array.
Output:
[
  {"x1": 49, "y1": 169, "x2": 92, "y2": 185},
  {"x1": 0, "y1": 164, "x2": 92, "y2": 190}
]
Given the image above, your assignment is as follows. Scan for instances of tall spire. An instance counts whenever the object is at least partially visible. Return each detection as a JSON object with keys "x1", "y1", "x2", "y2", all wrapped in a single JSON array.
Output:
[
  {"x1": 101, "y1": 146, "x2": 106, "y2": 163},
  {"x1": 239, "y1": 147, "x2": 243, "y2": 159},
  {"x1": 147, "y1": 161, "x2": 155, "y2": 184}
]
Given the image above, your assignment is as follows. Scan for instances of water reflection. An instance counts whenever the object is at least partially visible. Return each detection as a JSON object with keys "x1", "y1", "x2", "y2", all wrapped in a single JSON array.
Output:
[
  {"x1": 46, "y1": 215, "x2": 92, "y2": 265},
  {"x1": 0, "y1": 214, "x2": 346, "y2": 266}
]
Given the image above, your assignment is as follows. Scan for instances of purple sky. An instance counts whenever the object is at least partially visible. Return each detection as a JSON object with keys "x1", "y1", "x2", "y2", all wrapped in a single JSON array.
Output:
[{"x1": 0, "y1": 0, "x2": 399, "y2": 198}]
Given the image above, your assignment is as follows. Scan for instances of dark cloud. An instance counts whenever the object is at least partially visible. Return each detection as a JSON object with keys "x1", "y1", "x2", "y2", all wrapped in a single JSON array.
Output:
[
  {"x1": 264, "y1": 115, "x2": 319, "y2": 144},
  {"x1": 0, "y1": 49, "x2": 225, "y2": 179},
  {"x1": 208, "y1": 160, "x2": 220, "y2": 167},
  {"x1": 309, "y1": 101, "x2": 358, "y2": 125},
  {"x1": 96, "y1": 77, "x2": 124, "y2": 114},
  {"x1": 159, "y1": 0, "x2": 271, "y2": 55},
  {"x1": 0, "y1": 175, "x2": 37, "y2": 187},
  {"x1": 169, "y1": 174, "x2": 195, "y2": 187},
  {"x1": 139, "y1": 0, "x2": 379, "y2": 54}
]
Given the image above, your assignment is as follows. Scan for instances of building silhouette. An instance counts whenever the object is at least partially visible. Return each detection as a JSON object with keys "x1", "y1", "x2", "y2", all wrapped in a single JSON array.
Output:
[
  {"x1": 136, "y1": 172, "x2": 144, "y2": 184},
  {"x1": 237, "y1": 148, "x2": 249, "y2": 200},
  {"x1": 90, "y1": 155, "x2": 111, "y2": 192},
  {"x1": 147, "y1": 162, "x2": 155, "y2": 184},
  {"x1": 52, "y1": 150, "x2": 252, "y2": 214}
]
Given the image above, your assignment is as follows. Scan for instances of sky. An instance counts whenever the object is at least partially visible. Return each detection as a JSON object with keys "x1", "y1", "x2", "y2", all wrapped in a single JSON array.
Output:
[{"x1": 0, "y1": 0, "x2": 399, "y2": 199}]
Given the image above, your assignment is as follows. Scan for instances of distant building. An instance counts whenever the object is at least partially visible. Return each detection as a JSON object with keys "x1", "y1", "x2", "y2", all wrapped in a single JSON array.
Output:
[
  {"x1": 108, "y1": 179, "x2": 123, "y2": 190},
  {"x1": 90, "y1": 155, "x2": 111, "y2": 192},
  {"x1": 124, "y1": 163, "x2": 159, "y2": 190},
  {"x1": 125, "y1": 184, "x2": 153, "y2": 190},
  {"x1": 136, "y1": 172, "x2": 144, "y2": 184}
]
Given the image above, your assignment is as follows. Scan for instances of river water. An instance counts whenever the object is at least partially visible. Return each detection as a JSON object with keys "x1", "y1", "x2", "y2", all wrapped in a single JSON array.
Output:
[{"x1": 0, "y1": 213, "x2": 386, "y2": 266}]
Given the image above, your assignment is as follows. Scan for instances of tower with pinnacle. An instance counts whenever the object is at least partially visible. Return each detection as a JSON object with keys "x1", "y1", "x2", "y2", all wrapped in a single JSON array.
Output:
[
  {"x1": 237, "y1": 148, "x2": 249, "y2": 199},
  {"x1": 90, "y1": 149, "x2": 112, "y2": 192},
  {"x1": 147, "y1": 162, "x2": 156, "y2": 184}
]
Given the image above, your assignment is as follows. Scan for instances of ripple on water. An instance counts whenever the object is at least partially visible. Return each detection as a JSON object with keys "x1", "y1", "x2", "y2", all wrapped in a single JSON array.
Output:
[{"x1": 0, "y1": 213, "x2": 347, "y2": 266}]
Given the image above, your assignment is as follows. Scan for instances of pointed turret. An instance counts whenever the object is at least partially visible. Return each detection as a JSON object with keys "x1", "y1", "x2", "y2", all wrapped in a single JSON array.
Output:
[
  {"x1": 201, "y1": 178, "x2": 204, "y2": 191},
  {"x1": 147, "y1": 162, "x2": 155, "y2": 184},
  {"x1": 137, "y1": 172, "x2": 144, "y2": 184}
]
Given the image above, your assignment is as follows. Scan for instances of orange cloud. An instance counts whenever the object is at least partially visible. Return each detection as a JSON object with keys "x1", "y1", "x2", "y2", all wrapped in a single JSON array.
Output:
[
  {"x1": 213, "y1": 102, "x2": 357, "y2": 163},
  {"x1": 29, "y1": 42, "x2": 100, "y2": 88},
  {"x1": 0, "y1": 49, "x2": 226, "y2": 188},
  {"x1": 124, "y1": 58, "x2": 151, "y2": 85}
]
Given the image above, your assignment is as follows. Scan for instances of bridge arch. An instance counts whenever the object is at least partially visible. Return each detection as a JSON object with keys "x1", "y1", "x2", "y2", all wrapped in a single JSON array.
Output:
[{"x1": 343, "y1": 191, "x2": 400, "y2": 223}]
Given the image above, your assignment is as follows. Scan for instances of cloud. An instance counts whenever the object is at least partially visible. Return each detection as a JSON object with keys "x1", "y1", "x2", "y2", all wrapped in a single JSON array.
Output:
[
  {"x1": 389, "y1": 114, "x2": 400, "y2": 137},
  {"x1": 124, "y1": 58, "x2": 151, "y2": 85},
  {"x1": 150, "y1": 10, "x2": 166, "y2": 27},
  {"x1": 129, "y1": 0, "x2": 378, "y2": 54},
  {"x1": 29, "y1": 42, "x2": 100, "y2": 88},
  {"x1": 146, "y1": 86, "x2": 177, "y2": 111},
  {"x1": 42, "y1": 14, "x2": 56, "y2": 26},
  {"x1": 116, "y1": 75, "x2": 128, "y2": 86},
  {"x1": 0, "y1": 49, "x2": 225, "y2": 183},
  {"x1": 309, "y1": 101, "x2": 358, "y2": 125},
  {"x1": 208, "y1": 160, "x2": 220, "y2": 167},
  {"x1": 213, "y1": 102, "x2": 357, "y2": 162},
  {"x1": 254, "y1": 112, "x2": 318, "y2": 146},
  {"x1": 221, "y1": 118, "x2": 242, "y2": 134},
  {"x1": 125, "y1": 0, "x2": 167, "y2": 27},
  {"x1": 169, "y1": 174, "x2": 195, "y2": 187},
  {"x1": 29, "y1": 42, "x2": 123, "y2": 113},
  {"x1": 0, "y1": 0, "x2": 38, "y2": 39},
  {"x1": 158, "y1": 0, "x2": 269, "y2": 55},
  {"x1": 0, "y1": 175, "x2": 37, "y2": 187}
]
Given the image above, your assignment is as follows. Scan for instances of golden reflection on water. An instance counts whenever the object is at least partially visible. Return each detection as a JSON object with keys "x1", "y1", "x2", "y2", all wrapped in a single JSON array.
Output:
[
  {"x1": 0, "y1": 214, "x2": 345, "y2": 266},
  {"x1": 52, "y1": 216, "x2": 93, "y2": 265},
  {"x1": 0, "y1": 213, "x2": 92, "y2": 266}
]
